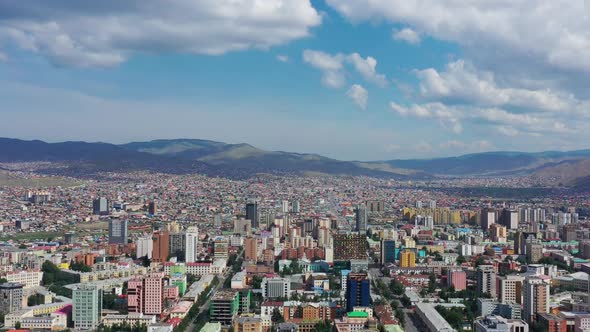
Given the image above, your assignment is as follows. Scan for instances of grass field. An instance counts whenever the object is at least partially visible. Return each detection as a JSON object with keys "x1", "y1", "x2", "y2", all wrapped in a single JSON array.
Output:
[
  {"x1": 0, "y1": 231, "x2": 62, "y2": 242},
  {"x1": 0, "y1": 171, "x2": 80, "y2": 188}
]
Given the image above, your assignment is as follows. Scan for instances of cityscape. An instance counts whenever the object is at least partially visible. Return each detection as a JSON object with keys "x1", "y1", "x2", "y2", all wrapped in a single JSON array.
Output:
[{"x1": 2, "y1": 1, "x2": 590, "y2": 332}]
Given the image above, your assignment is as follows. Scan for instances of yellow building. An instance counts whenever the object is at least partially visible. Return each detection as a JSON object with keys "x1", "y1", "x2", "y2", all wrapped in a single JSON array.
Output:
[
  {"x1": 403, "y1": 237, "x2": 416, "y2": 249},
  {"x1": 400, "y1": 250, "x2": 416, "y2": 268}
]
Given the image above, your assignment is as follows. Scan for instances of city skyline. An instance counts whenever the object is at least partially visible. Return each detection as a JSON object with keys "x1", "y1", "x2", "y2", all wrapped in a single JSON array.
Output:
[{"x1": 1, "y1": 1, "x2": 589, "y2": 159}]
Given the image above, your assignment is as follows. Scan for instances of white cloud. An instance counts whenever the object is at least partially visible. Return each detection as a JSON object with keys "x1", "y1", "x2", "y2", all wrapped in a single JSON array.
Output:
[
  {"x1": 414, "y1": 142, "x2": 433, "y2": 153},
  {"x1": 347, "y1": 53, "x2": 388, "y2": 87},
  {"x1": 440, "y1": 140, "x2": 494, "y2": 152},
  {"x1": 392, "y1": 28, "x2": 421, "y2": 45},
  {"x1": 302, "y1": 50, "x2": 346, "y2": 88},
  {"x1": 389, "y1": 101, "x2": 572, "y2": 136},
  {"x1": 416, "y1": 60, "x2": 578, "y2": 113},
  {"x1": 346, "y1": 84, "x2": 368, "y2": 111},
  {"x1": 326, "y1": 0, "x2": 590, "y2": 76},
  {"x1": 0, "y1": 1, "x2": 322, "y2": 67},
  {"x1": 0, "y1": 51, "x2": 7, "y2": 62},
  {"x1": 276, "y1": 55, "x2": 289, "y2": 63},
  {"x1": 303, "y1": 49, "x2": 387, "y2": 88}
]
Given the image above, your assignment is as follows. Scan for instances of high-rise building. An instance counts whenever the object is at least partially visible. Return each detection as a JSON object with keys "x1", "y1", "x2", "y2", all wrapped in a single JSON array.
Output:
[
  {"x1": 92, "y1": 197, "x2": 110, "y2": 215},
  {"x1": 282, "y1": 200, "x2": 290, "y2": 214},
  {"x1": 366, "y1": 200, "x2": 385, "y2": 213},
  {"x1": 213, "y1": 237, "x2": 229, "y2": 260},
  {"x1": 169, "y1": 232, "x2": 186, "y2": 260},
  {"x1": 355, "y1": 205, "x2": 367, "y2": 233},
  {"x1": 481, "y1": 209, "x2": 496, "y2": 230},
  {"x1": 346, "y1": 273, "x2": 370, "y2": 312},
  {"x1": 501, "y1": 209, "x2": 519, "y2": 230},
  {"x1": 399, "y1": 250, "x2": 416, "y2": 268},
  {"x1": 127, "y1": 279, "x2": 144, "y2": 313},
  {"x1": 152, "y1": 231, "x2": 170, "y2": 263},
  {"x1": 136, "y1": 236, "x2": 153, "y2": 259},
  {"x1": 261, "y1": 277, "x2": 291, "y2": 299},
  {"x1": 244, "y1": 237, "x2": 258, "y2": 263},
  {"x1": 498, "y1": 275, "x2": 524, "y2": 305},
  {"x1": 246, "y1": 202, "x2": 259, "y2": 229},
  {"x1": 64, "y1": 232, "x2": 76, "y2": 245},
  {"x1": 292, "y1": 201, "x2": 300, "y2": 214},
  {"x1": 108, "y1": 219, "x2": 128, "y2": 244},
  {"x1": 210, "y1": 290, "x2": 240, "y2": 325},
  {"x1": 381, "y1": 240, "x2": 396, "y2": 264},
  {"x1": 428, "y1": 200, "x2": 437, "y2": 209},
  {"x1": 0, "y1": 283, "x2": 23, "y2": 315},
  {"x1": 415, "y1": 201, "x2": 423, "y2": 208},
  {"x1": 185, "y1": 227, "x2": 199, "y2": 263},
  {"x1": 73, "y1": 285, "x2": 102, "y2": 330},
  {"x1": 448, "y1": 270, "x2": 467, "y2": 291},
  {"x1": 525, "y1": 240, "x2": 543, "y2": 264},
  {"x1": 143, "y1": 274, "x2": 164, "y2": 315},
  {"x1": 477, "y1": 265, "x2": 497, "y2": 297},
  {"x1": 523, "y1": 277, "x2": 549, "y2": 323},
  {"x1": 234, "y1": 219, "x2": 252, "y2": 237},
  {"x1": 490, "y1": 224, "x2": 507, "y2": 242},
  {"x1": 148, "y1": 201, "x2": 157, "y2": 215},
  {"x1": 333, "y1": 233, "x2": 367, "y2": 261}
]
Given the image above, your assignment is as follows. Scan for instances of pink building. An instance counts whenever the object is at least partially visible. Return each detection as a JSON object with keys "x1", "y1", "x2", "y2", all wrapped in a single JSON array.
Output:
[
  {"x1": 127, "y1": 274, "x2": 164, "y2": 316},
  {"x1": 448, "y1": 270, "x2": 467, "y2": 291},
  {"x1": 144, "y1": 274, "x2": 164, "y2": 315},
  {"x1": 164, "y1": 285, "x2": 179, "y2": 301},
  {"x1": 127, "y1": 279, "x2": 144, "y2": 313}
]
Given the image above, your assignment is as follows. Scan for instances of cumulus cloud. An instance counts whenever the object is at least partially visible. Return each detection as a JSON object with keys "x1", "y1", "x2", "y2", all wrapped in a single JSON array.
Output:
[
  {"x1": 0, "y1": 51, "x2": 7, "y2": 61},
  {"x1": 276, "y1": 55, "x2": 289, "y2": 63},
  {"x1": 346, "y1": 84, "x2": 368, "y2": 111},
  {"x1": 389, "y1": 101, "x2": 571, "y2": 136},
  {"x1": 0, "y1": 0, "x2": 321, "y2": 67},
  {"x1": 416, "y1": 60, "x2": 579, "y2": 113},
  {"x1": 326, "y1": 0, "x2": 590, "y2": 76},
  {"x1": 392, "y1": 28, "x2": 421, "y2": 45},
  {"x1": 303, "y1": 49, "x2": 387, "y2": 88},
  {"x1": 439, "y1": 140, "x2": 494, "y2": 152}
]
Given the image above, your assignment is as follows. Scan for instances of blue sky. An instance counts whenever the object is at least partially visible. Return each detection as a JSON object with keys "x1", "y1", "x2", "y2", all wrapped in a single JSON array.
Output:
[{"x1": 1, "y1": 0, "x2": 589, "y2": 160}]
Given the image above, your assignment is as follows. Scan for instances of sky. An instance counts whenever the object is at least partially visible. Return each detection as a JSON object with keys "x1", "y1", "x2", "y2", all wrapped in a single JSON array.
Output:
[{"x1": 1, "y1": 0, "x2": 590, "y2": 161}]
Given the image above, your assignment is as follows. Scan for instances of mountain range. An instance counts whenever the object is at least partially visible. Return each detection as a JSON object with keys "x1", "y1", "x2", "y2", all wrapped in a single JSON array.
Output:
[{"x1": 2, "y1": 137, "x2": 590, "y2": 188}]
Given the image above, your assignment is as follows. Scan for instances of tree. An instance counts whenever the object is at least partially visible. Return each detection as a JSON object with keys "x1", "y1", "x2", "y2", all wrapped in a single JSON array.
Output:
[
  {"x1": 15, "y1": 321, "x2": 21, "y2": 329},
  {"x1": 456, "y1": 255, "x2": 466, "y2": 265},
  {"x1": 271, "y1": 308, "x2": 284, "y2": 324},
  {"x1": 390, "y1": 279, "x2": 405, "y2": 296}
]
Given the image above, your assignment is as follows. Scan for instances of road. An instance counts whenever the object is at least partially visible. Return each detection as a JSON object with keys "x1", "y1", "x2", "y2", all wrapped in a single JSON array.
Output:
[{"x1": 185, "y1": 249, "x2": 242, "y2": 332}]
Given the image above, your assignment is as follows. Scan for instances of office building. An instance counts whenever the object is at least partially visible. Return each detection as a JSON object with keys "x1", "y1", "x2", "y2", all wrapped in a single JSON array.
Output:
[
  {"x1": 346, "y1": 273, "x2": 370, "y2": 312},
  {"x1": 477, "y1": 265, "x2": 497, "y2": 297},
  {"x1": 235, "y1": 316, "x2": 262, "y2": 332},
  {"x1": 213, "y1": 237, "x2": 229, "y2": 260},
  {"x1": 366, "y1": 200, "x2": 384, "y2": 213},
  {"x1": 292, "y1": 201, "x2": 300, "y2": 214},
  {"x1": 210, "y1": 290, "x2": 240, "y2": 325},
  {"x1": 481, "y1": 209, "x2": 496, "y2": 230},
  {"x1": 108, "y1": 219, "x2": 128, "y2": 244},
  {"x1": 148, "y1": 201, "x2": 157, "y2": 215},
  {"x1": 523, "y1": 277, "x2": 549, "y2": 323},
  {"x1": 246, "y1": 202, "x2": 259, "y2": 229},
  {"x1": 498, "y1": 275, "x2": 524, "y2": 305},
  {"x1": 355, "y1": 205, "x2": 367, "y2": 233},
  {"x1": 333, "y1": 233, "x2": 367, "y2": 261},
  {"x1": 0, "y1": 283, "x2": 23, "y2": 315},
  {"x1": 282, "y1": 200, "x2": 290, "y2": 214},
  {"x1": 185, "y1": 227, "x2": 199, "y2": 263},
  {"x1": 400, "y1": 250, "x2": 416, "y2": 268},
  {"x1": 261, "y1": 277, "x2": 291, "y2": 299},
  {"x1": 244, "y1": 237, "x2": 258, "y2": 263},
  {"x1": 73, "y1": 285, "x2": 102, "y2": 330},
  {"x1": 381, "y1": 240, "x2": 396, "y2": 264},
  {"x1": 501, "y1": 209, "x2": 519, "y2": 230},
  {"x1": 127, "y1": 274, "x2": 164, "y2": 316},
  {"x1": 92, "y1": 197, "x2": 110, "y2": 215},
  {"x1": 152, "y1": 231, "x2": 170, "y2": 263},
  {"x1": 473, "y1": 315, "x2": 528, "y2": 332},
  {"x1": 233, "y1": 219, "x2": 252, "y2": 237},
  {"x1": 525, "y1": 240, "x2": 543, "y2": 264},
  {"x1": 136, "y1": 236, "x2": 153, "y2": 259},
  {"x1": 169, "y1": 232, "x2": 186, "y2": 260},
  {"x1": 428, "y1": 200, "x2": 437, "y2": 209}
]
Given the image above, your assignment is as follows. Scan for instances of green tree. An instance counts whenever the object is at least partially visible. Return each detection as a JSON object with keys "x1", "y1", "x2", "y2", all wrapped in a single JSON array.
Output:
[{"x1": 271, "y1": 308, "x2": 285, "y2": 324}]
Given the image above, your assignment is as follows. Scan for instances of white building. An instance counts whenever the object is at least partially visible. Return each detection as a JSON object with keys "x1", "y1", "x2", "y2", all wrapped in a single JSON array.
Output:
[{"x1": 185, "y1": 227, "x2": 199, "y2": 263}]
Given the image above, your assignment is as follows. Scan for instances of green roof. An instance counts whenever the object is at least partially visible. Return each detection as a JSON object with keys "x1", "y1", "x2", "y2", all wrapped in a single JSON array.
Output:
[{"x1": 348, "y1": 311, "x2": 369, "y2": 318}]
